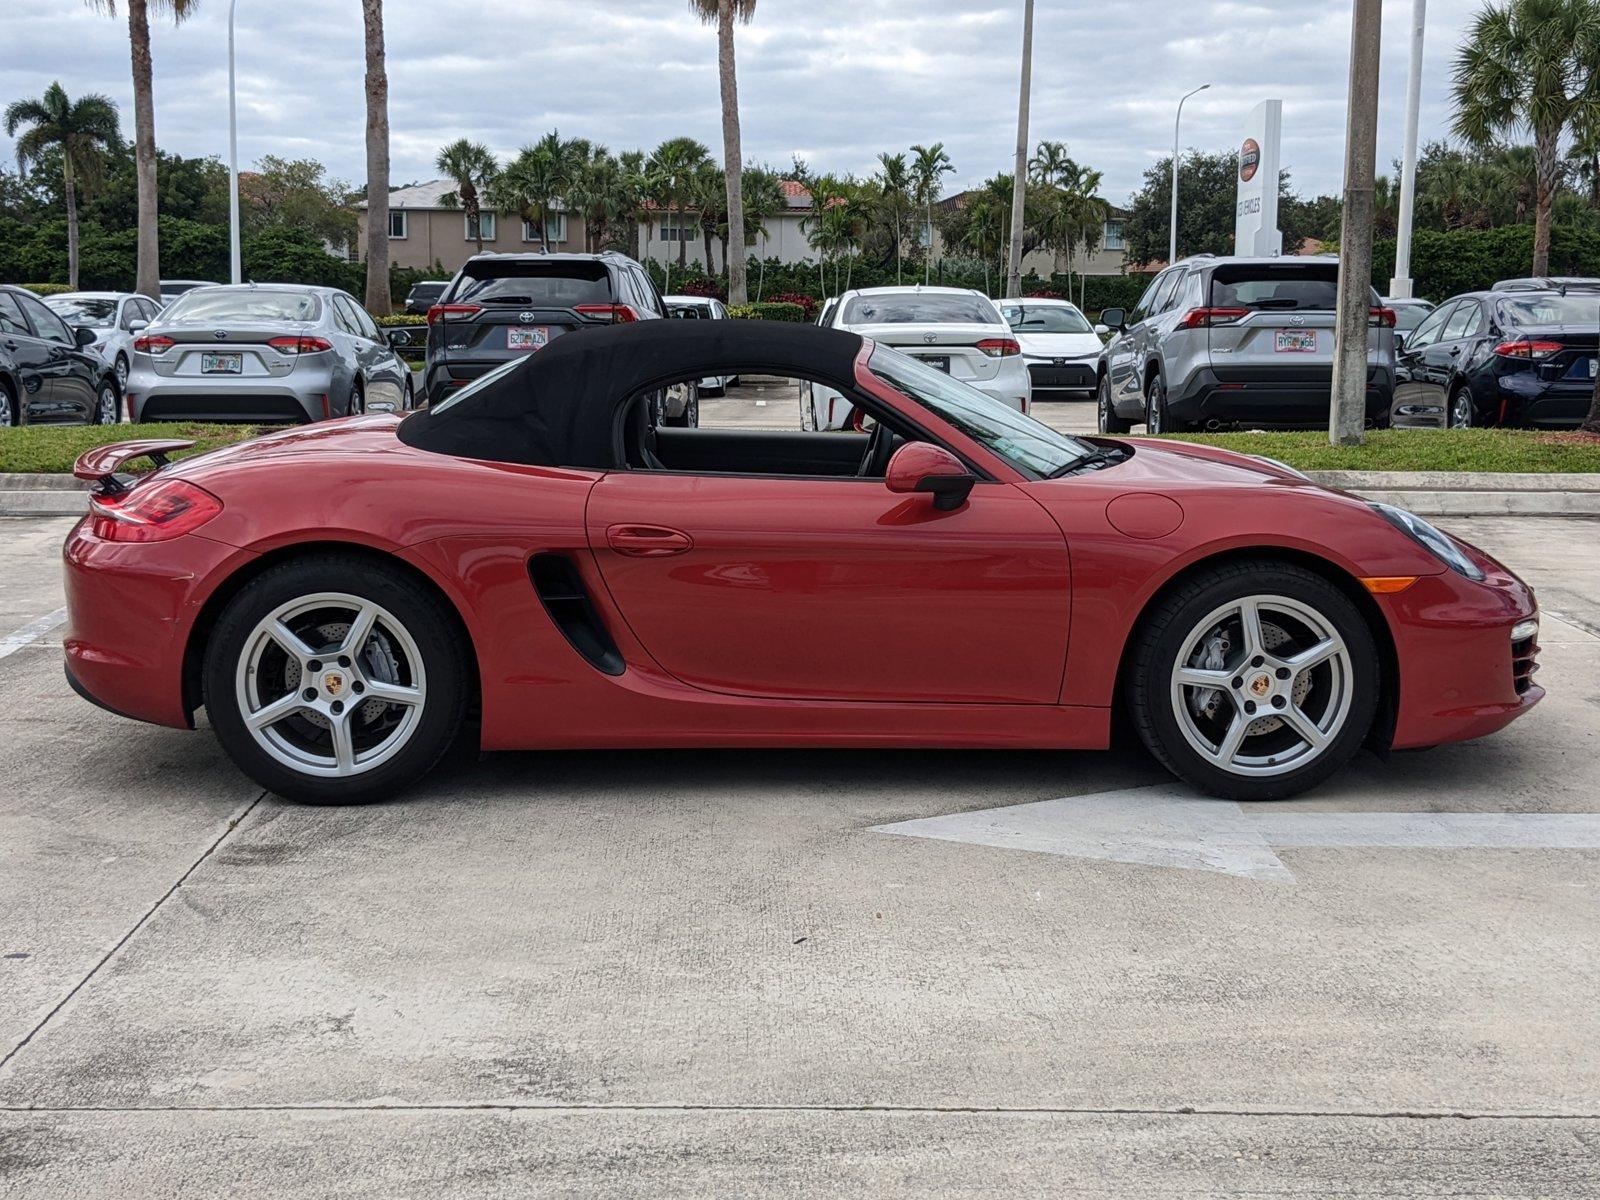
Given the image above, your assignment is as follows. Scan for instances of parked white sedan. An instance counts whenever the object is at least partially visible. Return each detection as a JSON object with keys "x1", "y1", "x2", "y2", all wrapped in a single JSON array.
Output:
[
  {"x1": 997, "y1": 297, "x2": 1106, "y2": 400},
  {"x1": 43, "y1": 291, "x2": 163, "y2": 393},
  {"x1": 664, "y1": 294, "x2": 736, "y2": 394},
  {"x1": 802, "y1": 286, "x2": 1029, "y2": 429}
]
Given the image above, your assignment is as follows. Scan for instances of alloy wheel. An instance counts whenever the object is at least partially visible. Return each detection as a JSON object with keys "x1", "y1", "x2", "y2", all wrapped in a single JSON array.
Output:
[
  {"x1": 1449, "y1": 390, "x2": 1473, "y2": 429},
  {"x1": 234, "y1": 592, "x2": 426, "y2": 778},
  {"x1": 97, "y1": 382, "x2": 119, "y2": 425},
  {"x1": 1098, "y1": 379, "x2": 1112, "y2": 432},
  {"x1": 1146, "y1": 379, "x2": 1165, "y2": 434},
  {"x1": 115, "y1": 355, "x2": 129, "y2": 392},
  {"x1": 1168, "y1": 594, "x2": 1354, "y2": 778}
]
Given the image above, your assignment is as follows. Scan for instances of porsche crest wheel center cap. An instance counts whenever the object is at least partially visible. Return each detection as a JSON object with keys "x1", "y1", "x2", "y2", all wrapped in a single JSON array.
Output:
[
  {"x1": 1249, "y1": 673, "x2": 1274, "y2": 698},
  {"x1": 321, "y1": 671, "x2": 346, "y2": 698}
]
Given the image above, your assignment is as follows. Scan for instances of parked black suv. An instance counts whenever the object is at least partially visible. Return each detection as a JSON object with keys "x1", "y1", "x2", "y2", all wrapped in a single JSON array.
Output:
[
  {"x1": 404, "y1": 280, "x2": 450, "y2": 315},
  {"x1": 423, "y1": 252, "x2": 667, "y2": 405},
  {"x1": 0, "y1": 284, "x2": 123, "y2": 427},
  {"x1": 1393, "y1": 283, "x2": 1600, "y2": 429}
]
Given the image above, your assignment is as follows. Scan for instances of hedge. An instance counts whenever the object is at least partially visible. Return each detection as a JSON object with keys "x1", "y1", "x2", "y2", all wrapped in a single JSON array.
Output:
[
  {"x1": 728, "y1": 301, "x2": 807, "y2": 322},
  {"x1": 1369, "y1": 225, "x2": 1600, "y2": 302},
  {"x1": 375, "y1": 313, "x2": 427, "y2": 326},
  {"x1": 21, "y1": 283, "x2": 72, "y2": 296}
]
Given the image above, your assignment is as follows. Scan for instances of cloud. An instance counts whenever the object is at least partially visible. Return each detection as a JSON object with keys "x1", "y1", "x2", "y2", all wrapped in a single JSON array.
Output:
[{"x1": 3, "y1": 0, "x2": 1486, "y2": 207}]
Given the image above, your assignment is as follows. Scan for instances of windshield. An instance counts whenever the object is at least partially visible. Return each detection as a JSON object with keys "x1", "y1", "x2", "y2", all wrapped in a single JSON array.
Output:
[
  {"x1": 452, "y1": 262, "x2": 612, "y2": 307},
  {"x1": 998, "y1": 302, "x2": 1093, "y2": 334},
  {"x1": 868, "y1": 345, "x2": 1093, "y2": 478},
  {"x1": 1497, "y1": 293, "x2": 1600, "y2": 327},
  {"x1": 45, "y1": 297, "x2": 117, "y2": 327},
  {"x1": 1210, "y1": 264, "x2": 1343, "y2": 311},
  {"x1": 163, "y1": 289, "x2": 320, "y2": 323},
  {"x1": 1392, "y1": 304, "x2": 1431, "y2": 332},
  {"x1": 842, "y1": 293, "x2": 1001, "y2": 326}
]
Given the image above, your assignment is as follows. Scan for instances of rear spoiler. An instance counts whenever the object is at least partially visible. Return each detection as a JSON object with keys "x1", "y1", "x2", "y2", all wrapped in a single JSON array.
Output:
[{"x1": 73, "y1": 439, "x2": 195, "y2": 497}]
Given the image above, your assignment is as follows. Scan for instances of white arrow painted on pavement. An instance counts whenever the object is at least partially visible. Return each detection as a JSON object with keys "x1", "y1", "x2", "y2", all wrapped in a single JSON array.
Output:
[{"x1": 870, "y1": 786, "x2": 1600, "y2": 883}]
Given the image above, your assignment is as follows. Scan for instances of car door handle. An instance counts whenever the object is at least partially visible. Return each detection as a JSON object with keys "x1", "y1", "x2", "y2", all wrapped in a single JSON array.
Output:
[
  {"x1": 1448, "y1": 345, "x2": 1461, "y2": 356},
  {"x1": 606, "y1": 524, "x2": 693, "y2": 557}
]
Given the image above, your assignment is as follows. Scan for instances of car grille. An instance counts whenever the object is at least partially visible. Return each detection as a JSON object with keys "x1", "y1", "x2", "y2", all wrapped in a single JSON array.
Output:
[
  {"x1": 138, "y1": 394, "x2": 311, "y2": 423},
  {"x1": 1512, "y1": 634, "x2": 1539, "y2": 695},
  {"x1": 1028, "y1": 362, "x2": 1095, "y2": 390}
]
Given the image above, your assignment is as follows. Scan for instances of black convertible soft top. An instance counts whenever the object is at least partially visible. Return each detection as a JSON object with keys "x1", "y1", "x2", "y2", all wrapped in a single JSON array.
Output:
[{"x1": 398, "y1": 319, "x2": 865, "y2": 468}]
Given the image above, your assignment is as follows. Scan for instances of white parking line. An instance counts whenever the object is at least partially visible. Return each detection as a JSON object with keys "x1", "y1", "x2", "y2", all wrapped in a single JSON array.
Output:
[{"x1": 0, "y1": 607, "x2": 68, "y2": 660}]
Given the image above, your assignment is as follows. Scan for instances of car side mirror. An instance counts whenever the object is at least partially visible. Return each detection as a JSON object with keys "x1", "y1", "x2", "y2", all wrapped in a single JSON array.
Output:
[
  {"x1": 1099, "y1": 307, "x2": 1126, "y2": 331},
  {"x1": 885, "y1": 442, "x2": 977, "y2": 512},
  {"x1": 127, "y1": 318, "x2": 149, "y2": 333},
  {"x1": 386, "y1": 328, "x2": 412, "y2": 347},
  {"x1": 1093, "y1": 323, "x2": 1109, "y2": 337},
  {"x1": 74, "y1": 325, "x2": 98, "y2": 348},
  {"x1": 1393, "y1": 332, "x2": 1406, "y2": 351}
]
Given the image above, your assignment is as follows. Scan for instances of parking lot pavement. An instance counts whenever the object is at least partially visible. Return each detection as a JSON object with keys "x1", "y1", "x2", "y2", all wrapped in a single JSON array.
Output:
[
  {"x1": 2, "y1": 513, "x2": 1598, "y2": 1196},
  {"x1": 702, "y1": 378, "x2": 1101, "y2": 433}
]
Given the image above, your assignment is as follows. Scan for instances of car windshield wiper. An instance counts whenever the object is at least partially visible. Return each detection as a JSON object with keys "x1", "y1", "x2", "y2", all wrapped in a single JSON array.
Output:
[{"x1": 1048, "y1": 447, "x2": 1122, "y2": 478}]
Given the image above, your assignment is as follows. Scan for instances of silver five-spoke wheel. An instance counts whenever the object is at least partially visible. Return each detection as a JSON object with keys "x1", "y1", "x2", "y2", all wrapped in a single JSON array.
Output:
[
  {"x1": 1170, "y1": 595, "x2": 1354, "y2": 778},
  {"x1": 235, "y1": 592, "x2": 426, "y2": 778}
]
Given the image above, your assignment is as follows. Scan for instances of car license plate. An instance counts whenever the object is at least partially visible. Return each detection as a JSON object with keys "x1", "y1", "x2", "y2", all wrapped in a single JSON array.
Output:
[
  {"x1": 201, "y1": 353, "x2": 242, "y2": 374},
  {"x1": 507, "y1": 326, "x2": 549, "y2": 352},
  {"x1": 918, "y1": 355, "x2": 950, "y2": 372},
  {"x1": 1274, "y1": 330, "x2": 1317, "y2": 353}
]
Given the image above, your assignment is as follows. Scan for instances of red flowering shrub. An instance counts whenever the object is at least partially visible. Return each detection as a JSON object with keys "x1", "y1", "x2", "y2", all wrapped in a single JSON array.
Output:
[
  {"x1": 681, "y1": 277, "x2": 727, "y2": 300},
  {"x1": 768, "y1": 291, "x2": 818, "y2": 319}
]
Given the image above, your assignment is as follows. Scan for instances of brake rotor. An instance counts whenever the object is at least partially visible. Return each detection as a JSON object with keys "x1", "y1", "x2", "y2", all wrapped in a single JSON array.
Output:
[
  {"x1": 1188, "y1": 619, "x2": 1313, "y2": 736},
  {"x1": 281, "y1": 621, "x2": 402, "y2": 727}
]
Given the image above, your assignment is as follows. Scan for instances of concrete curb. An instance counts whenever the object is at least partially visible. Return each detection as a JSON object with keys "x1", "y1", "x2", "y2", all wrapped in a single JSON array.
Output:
[{"x1": 3, "y1": 471, "x2": 1599, "y2": 520}]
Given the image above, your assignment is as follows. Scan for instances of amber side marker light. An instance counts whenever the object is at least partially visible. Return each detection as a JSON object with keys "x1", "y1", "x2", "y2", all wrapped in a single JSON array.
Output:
[{"x1": 1360, "y1": 576, "x2": 1419, "y2": 595}]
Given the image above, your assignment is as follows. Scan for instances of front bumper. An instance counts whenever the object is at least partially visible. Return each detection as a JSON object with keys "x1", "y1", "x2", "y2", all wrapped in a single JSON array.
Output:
[
  {"x1": 1026, "y1": 359, "x2": 1097, "y2": 396},
  {"x1": 62, "y1": 519, "x2": 247, "y2": 729},
  {"x1": 1383, "y1": 553, "x2": 1543, "y2": 750},
  {"x1": 127, "y1": 365, "x2": 332, "y2": 424}
]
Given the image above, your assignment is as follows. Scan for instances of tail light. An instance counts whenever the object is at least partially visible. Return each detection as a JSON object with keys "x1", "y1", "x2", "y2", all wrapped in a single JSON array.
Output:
[
  {"x1": 1370, "y1": 306, "x2": 1397, "y2": 327},
  {"x1": 1178, "y1": 307, "x2": 1249, "y2": 329},
  {"x1": 267, "y1": 335, "x2": 334, "y2": 354},
  {"x1": 975, "y1": 337, "x2": 1021, "y2": 357},
  {"x1": 427, "y1": 303, "x2": 482, "y2": 325},
  {"x1": 575, "y1": 304, "x2": 640, "y2": 324},
  {"x1": 88, "y1": 478, "x2": 222, "y2": 543},
  {"x1": 134, "y1": 334, "x2": 175, "y2": 353},
  {"x1": 1494, "y1": 339, "x2": 1564, "y2": 360}
]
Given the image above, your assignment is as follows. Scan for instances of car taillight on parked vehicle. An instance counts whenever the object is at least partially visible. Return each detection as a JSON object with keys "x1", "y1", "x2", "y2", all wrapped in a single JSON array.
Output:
[
  {"x1": 88, "y1": 478, "x2": 222, "y2": 543},
  {"x1": 1178, "y1": 307, "x2": 1249, "y2": 329},
  {"x1": 426, "y1": 303, "x2": 483, "y2": 325},
  {"x1": 1493, "y1": 339, "x2": 1564, "y2": 360},
  {"x1": 1369, "y1": 306, "x2": 1397, "y2": 327},
  {"x1": 975, "y1": 337, "x2": 1021, "y2": 357},
  {"x1": 575, "y1": 304, "x2": 640, "y2": 324},
  {"x1": 267, "y1": 335, "x2": 334, "y2": 354},
  {"x1": 133, "y1": 334, "x2": 175, "y2": 353}
]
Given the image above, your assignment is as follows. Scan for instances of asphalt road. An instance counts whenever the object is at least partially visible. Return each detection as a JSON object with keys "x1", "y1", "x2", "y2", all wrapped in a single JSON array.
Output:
[
  {"x1": 700, "y1": 376, "x2": 1101, "y2": 434},
  {"x1": 2, "y1": 480, "x2": 1598, "y2": 1191}
]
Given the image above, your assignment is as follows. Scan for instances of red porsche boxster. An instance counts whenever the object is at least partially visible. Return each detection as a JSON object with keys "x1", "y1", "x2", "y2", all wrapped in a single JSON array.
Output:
[{"x1": 64, "y1": 321, "x2": 1541, "y2": 804}]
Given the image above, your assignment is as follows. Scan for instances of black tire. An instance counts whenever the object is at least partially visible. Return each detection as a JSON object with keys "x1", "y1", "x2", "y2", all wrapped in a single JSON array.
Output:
[
  {"x1": 1145, "y1": 371, "x2": 1186, "y2": 434},
  {"x1": 1448, "y1": 385, "x2": 1474, "y2": 429},
  {"x1": 1098, "y1": 373, "x2": 1132, "y2": 433},
  {"x1": 91, "y1": 377, "x2": 121, "y2": 426},
  {"x1": 113, "y1": 353, "x2": 130, "y2": 393},
  {"x1": 348, "y1": 382, "x2": 365, "y2": 418},
  {"x1": 1126, "y1": 559, "x2": 1380, "y2": 801},
  {"x1": 203, "y1": 553, "x2": 470, "y2": 804},
  {"x1": 0, "y1": 378, "x2": 19, "y2": 428}
]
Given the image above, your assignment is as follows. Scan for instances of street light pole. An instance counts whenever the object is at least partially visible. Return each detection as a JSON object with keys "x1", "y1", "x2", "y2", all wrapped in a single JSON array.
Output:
[
  {"x1": 1389, "y1": 0, "x2": 1426, "y2": 299},
  {"x1": 1332, "y1": 0, "x2": 1383, "y2": 446},
  {"x1": 227, "y1": 0, "x2": 242, "y2": 285},
  {"x1": 1005, "y1": 0, "x2": 1035, "y2": 299},
  {"x1": 1170, "y1": 84, "x2": 1210, "y2": 266}
]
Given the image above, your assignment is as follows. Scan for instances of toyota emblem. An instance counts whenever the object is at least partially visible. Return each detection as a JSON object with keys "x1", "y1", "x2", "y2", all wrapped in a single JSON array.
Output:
[
  {"x1": 519, "y1": 311, "x2": 536, "y2": 323},
  {"x1": 1289, "y1": 315, "x2": 1305, "y2": 327},
  {"x1": 213, "y1": 330, "x2": 228, "y2": 340},
  {"x1": 923, "y1": 333, "x2": 938, "y2": 344}
]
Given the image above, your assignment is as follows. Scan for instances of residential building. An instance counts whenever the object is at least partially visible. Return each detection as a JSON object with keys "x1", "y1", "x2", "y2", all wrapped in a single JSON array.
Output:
[{"x1": 355, "y1": 180, "x2": 580, "y2": 274}]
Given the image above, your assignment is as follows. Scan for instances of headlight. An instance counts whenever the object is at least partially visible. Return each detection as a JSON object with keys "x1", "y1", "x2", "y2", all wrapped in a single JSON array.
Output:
[
  {"x1": 1371, "y1": 503, "x2": 1485, "y2": 581},
  {"x1": 1252, "y1": 455, "x2": 1310, "y2": 481}
]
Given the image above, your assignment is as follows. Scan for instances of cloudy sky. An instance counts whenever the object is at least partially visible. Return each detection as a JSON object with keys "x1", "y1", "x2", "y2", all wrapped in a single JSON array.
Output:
[{"x1": 5, "y1": 0, "x2": 1487, "y2": 205}]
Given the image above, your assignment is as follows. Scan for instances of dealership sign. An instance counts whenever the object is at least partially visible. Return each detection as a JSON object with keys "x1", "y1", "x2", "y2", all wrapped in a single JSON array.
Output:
[{"x1": 1235, "y1": 100, "x2": 1283, "y2": 256}]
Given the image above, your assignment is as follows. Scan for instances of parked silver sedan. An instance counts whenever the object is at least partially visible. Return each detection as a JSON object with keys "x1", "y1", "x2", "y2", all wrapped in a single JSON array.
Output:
[
  {"x1": 126, "y1": 284, "x2": 416, "y2": 424},
  {"x1": 44, "y1": 291, "x2": 163, "y2": 393}
]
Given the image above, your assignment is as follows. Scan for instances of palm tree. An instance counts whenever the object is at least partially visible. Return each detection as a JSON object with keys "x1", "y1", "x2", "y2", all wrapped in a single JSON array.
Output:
[
  {"x1": 4, "y1": 83, "x2": 120, "y2": 290},
  {"x1": 436, "y1": 139, "x2": 499, "y2": 253},
  {"x1": 619, "y1": 149, "x2": 652, "y2": 259},
  {"x1": 360, "y1": 0, "x2": 391, "y2": 314},
  {"x1": 909, "y1": 142, "x2": 955, "y2": 284},
  {"x1": 646, "y1": 136, "x2": 712, "y2": 272},
  {"x1": 87, "y1": 0, "x2": 198, "y2": 299},
  {"x1": 1029, "y1": 139, "x2": 1072, "y2": 186},
  {"x1": 874, "y1": 152, "x2": 913, "y2": 283},
  {"x1": 691, "y1": 162, "x2": 726, "y2": 273},
  {"x1": 565, "y1": 144, "x2": 623, "y2": 253},
  {"x1": 689, "y1": 0, "x2": 758, "y2": 304},
  {"x1": 490, "y1": 134, "x2": 576, "y2": 253},
  {"x1": 739, "y1": 166, "x2": 786, "y2": 298},
  {"x1": 1452, "y1": 0, "x2": 1600, "y2": 275}
]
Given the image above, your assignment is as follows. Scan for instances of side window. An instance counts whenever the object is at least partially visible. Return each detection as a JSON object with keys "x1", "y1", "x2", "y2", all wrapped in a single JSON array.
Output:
[
  {"x1": 1405, "y1": 301, "x2": 1453, "y2": 350},
  {"x1": 1443, "y1": 301, "x2": 1477, "y2": 341},
  {"x1": 632, "y1": 268, "x2": 663, "y2": 317},
  {"x1": 0, "y1": 292, "x2": 26, "y2": 336},
  {"x1": 1145, "y1": 270, "x2": 1181, "y2": 318},
  {"x1": 1172, "y1": 271, "x2": 1203, "y2": 314},
  {"x1": 345, "y1": 295, "x2": 380, "y2": 340},
  {"x1": 1132, "y1": 272, "x2": 1168, "y2": 319},
  {"x1": 18, "y1": 293, "x2": 72, "y2": 344},
  {"x1": 1454, "y1": 301, "x2": 1485, "y2": 340},
  {"x1": 331, "y1": 295, "x2": 363, "y2": 336}
]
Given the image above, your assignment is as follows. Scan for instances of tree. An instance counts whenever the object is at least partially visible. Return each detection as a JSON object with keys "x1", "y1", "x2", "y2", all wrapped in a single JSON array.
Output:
[
  {"x1": 646, "y1": 136, "x2": 712, "y2": 272},
  {"x1": 360, "y1": 0, "x2": 391, "y2": 314},
  {"x1": 4, "y1": 82, "x2": 120, "y2": 290},
  {"x1": 87, "y1": 0, "x2": 198, "y2": 298},
  {"x1": 240, "y1": 155, "x2": 355, "y2": 249},
  {"x1": 909, "y1": 142, "x2": 954, "y2": 284},
  {"x1": 491, "y1": 132, "x2": 579, "y2": 252},
  {"x1": 1123, "y1": 150, "x2": 1309, "y2": 264},
  {"x1": 689, "y1": 0, "x2": 757, "y2": 304},
  {"x1": 691, "y1": 162, "x2": 726, "y2": 272},
  {"x1": 873, "y1": 152, "x2": 912, "y2": 283},
  {"x1": 1028, "y1": 142, "x2": 1109, "y2": 289},
  {"x1": 739, "y1": 165, "x2": 786, "y2": 296},
  {"x1": 1452, "y1": 0, "x2": 1600, "y2": 275},
  {"x1": 435, "y1": 139, "x2": 499, "y2": 253}
]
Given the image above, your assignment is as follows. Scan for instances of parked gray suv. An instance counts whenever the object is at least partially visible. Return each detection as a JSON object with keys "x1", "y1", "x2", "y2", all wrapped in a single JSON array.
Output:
[{"x1": 1095, "y1": 255, "x2": 1397, "y2": 433}]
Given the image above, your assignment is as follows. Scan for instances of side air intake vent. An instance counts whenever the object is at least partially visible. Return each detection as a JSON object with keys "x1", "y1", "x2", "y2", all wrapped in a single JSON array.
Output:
[{"x1": 528, "y1": 554, "x2": 625, "y2": 676}]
